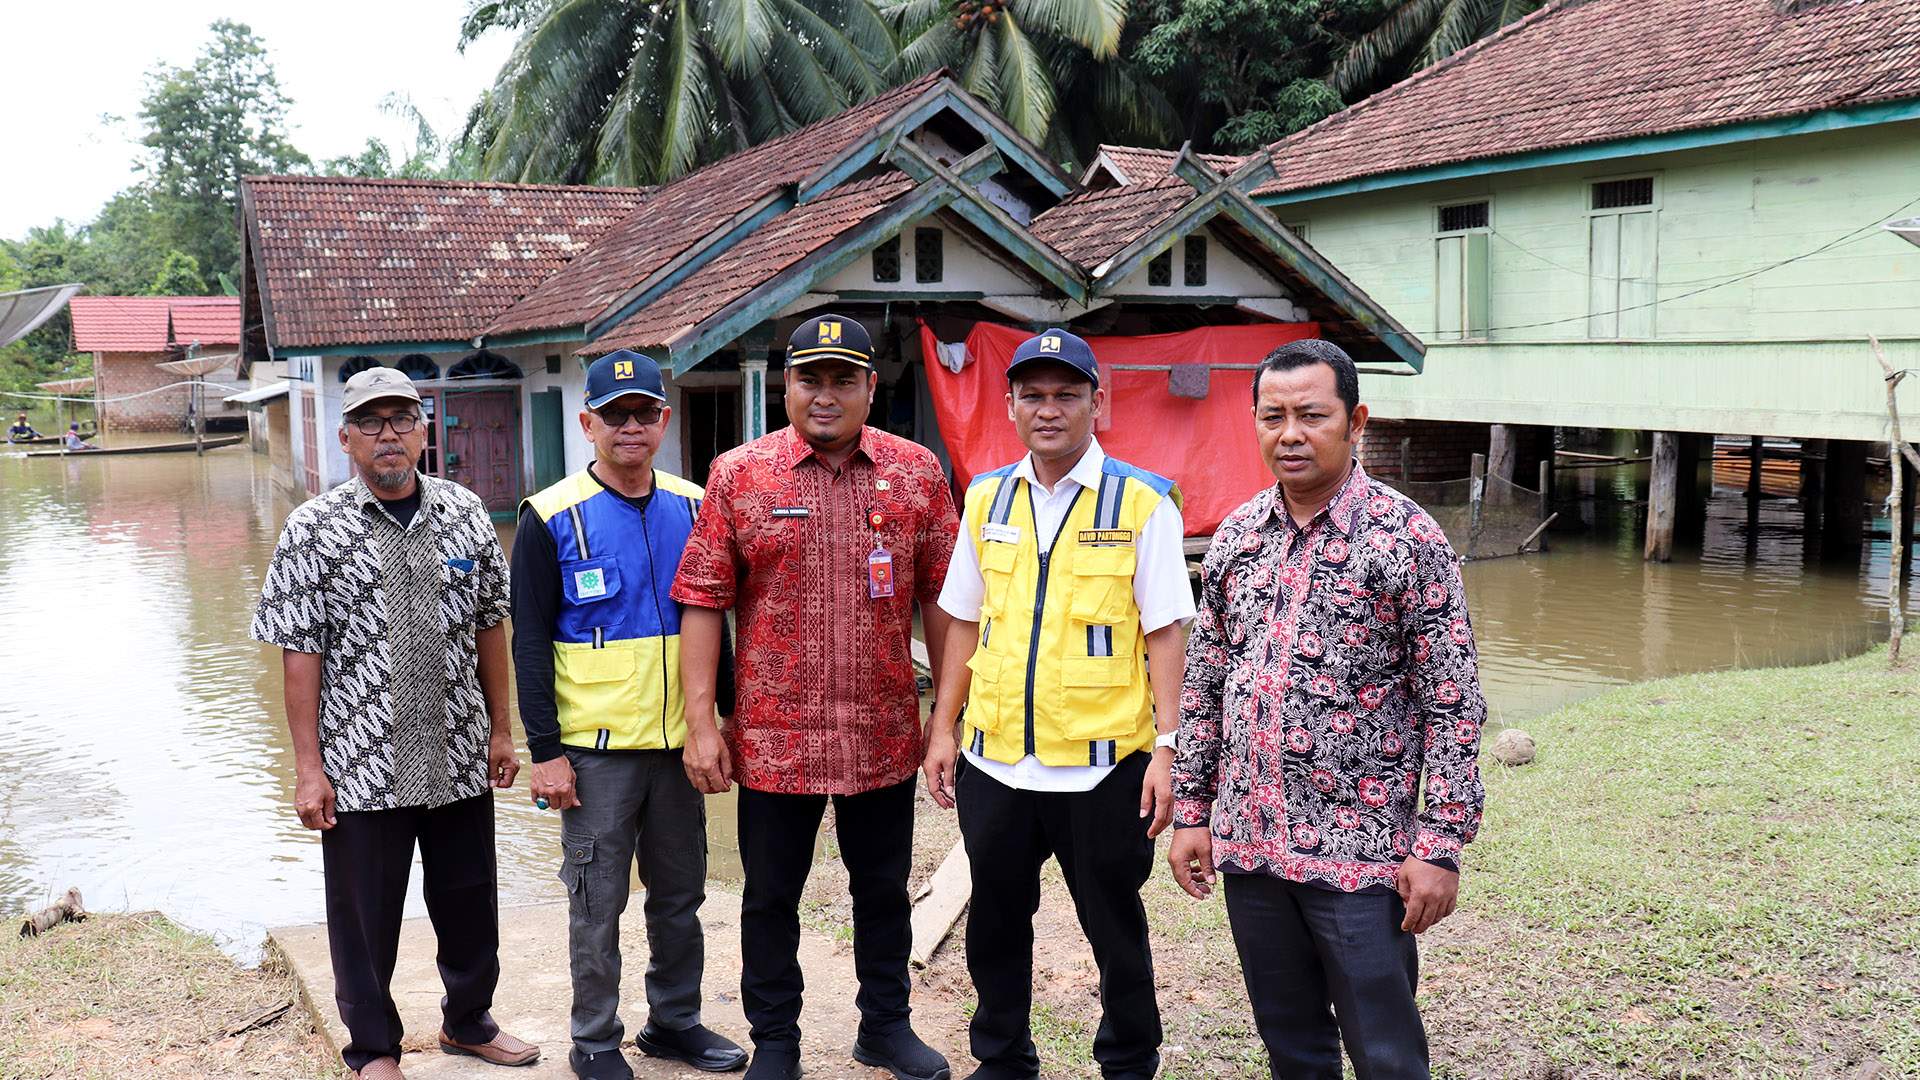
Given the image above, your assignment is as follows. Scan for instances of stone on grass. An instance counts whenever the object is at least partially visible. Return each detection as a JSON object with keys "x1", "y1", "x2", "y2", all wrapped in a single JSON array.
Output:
[{"x1": 1490, "y1": 728, "x2": 1536, "y2": 767}]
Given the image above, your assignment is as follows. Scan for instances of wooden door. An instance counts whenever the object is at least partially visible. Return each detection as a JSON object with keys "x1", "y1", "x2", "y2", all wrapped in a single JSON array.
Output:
[
  {"x1": 680, "y1": 386, "x2": 741, "y2": 487},
  {"x1": 442, "y1": 389, "x2": 521, "y2": 513}
]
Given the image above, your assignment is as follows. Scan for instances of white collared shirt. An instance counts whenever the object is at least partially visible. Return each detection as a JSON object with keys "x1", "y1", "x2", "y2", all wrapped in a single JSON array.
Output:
[{"x1": 937, "y1": 438, "x2": 1194, "y2": 792}]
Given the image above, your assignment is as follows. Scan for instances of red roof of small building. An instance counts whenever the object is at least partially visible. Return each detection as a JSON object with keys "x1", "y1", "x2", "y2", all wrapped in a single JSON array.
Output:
[
  {"x1": 1084, "y1": 145, "x2": 1244, "y2": 187},
  {"x1": 244, "y1": 177, "x2": 645, "y2": 348},
  {"x1": 69, "y1": 295, "x2": 240, "y2": 352},
  {"x1": 1260, "y1": 0, "x2": 1920, "y2": 196},
  {"x1": 488, "y1": 72, "x2": 950, "y2": 338}
]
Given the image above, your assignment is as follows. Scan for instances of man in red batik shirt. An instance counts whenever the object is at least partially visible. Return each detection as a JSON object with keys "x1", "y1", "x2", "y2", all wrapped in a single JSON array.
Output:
[{"x1": 673, "y1": 314, "x2": 959, "y2": 1080}]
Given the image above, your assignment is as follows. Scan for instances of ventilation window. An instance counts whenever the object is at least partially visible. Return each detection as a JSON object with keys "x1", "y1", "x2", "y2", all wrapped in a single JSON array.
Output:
[
  {"x1": 398, "y1": 353, "x2": 440, "y2": 381},
  {"x1": 544, "y1": 354, "x2": 562, "y2": 375},
  {"x1": 1437, "y1": 201, "x2": 1489, "y2": 233},
  {"x1": 339, "y1": 356, "x2": 378, "y2": 382},
  {"x1": 914, "y1": 228, "x2": 943, "y2": 283},
  {"x1": 872, "y1": 235, "x2": 901, "y2": 283},
  {"x1": 1592, "y1": 178, "x2": 1654, "y2": 210},
  {"x1": 1147, "y1": 250, "x2": 1173, "y2": 287},
  {"x1": 1284, "y1": 221, "x2": 1309, "y2": 242},
  {"x1": 1183, "y1": 236, "x2": 1207, "y2": 287},
  {"x1": 448, "y1": 350, "x2": 524, "y2": 380}
]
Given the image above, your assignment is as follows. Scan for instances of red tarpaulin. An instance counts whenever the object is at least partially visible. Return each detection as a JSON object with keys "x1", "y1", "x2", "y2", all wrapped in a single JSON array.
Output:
[{"x1": 920, "y1": 320, "x2": 1320, "y2": 536}]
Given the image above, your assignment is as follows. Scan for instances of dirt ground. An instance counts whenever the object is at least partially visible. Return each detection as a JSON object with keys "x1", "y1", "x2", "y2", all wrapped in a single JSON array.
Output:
[{"x1": 0, "y1": 910, "x2": 341, "y2": 1080}]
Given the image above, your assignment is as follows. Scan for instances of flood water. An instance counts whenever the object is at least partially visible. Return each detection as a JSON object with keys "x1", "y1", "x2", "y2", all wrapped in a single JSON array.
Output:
[{"x1": 0, "y1": 437, "x2": 1910, "y2": 957}]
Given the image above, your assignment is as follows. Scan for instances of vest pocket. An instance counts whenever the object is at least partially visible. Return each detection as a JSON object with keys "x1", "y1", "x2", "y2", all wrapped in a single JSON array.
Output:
[
  {"x1": 561, "y1": 641, "x2": 636, "y2": 684},
  {"x1": 560, "y1": 556, "x2": 622, "y2": 606},
  {"x1": 965, "y1": 649, "x2": 1008, "y2": 733},
  {"x1": 1059, "y1": 654, "x2": 1138, "y2": 739},
  {"x1": 1069, "y1": 547, "x2": 1136, "y2": 625},
  {"x1": 978, "y1": 541, "x2": 1019, "y2": 619}
]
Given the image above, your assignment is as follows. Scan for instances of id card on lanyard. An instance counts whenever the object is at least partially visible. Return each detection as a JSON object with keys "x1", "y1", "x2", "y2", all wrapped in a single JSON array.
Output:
[{"x1": 867, "y1": 509, "x2": 894, "y2": 599}]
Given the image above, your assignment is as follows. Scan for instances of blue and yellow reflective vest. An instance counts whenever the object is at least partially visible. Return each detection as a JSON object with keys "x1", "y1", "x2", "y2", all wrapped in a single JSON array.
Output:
[
  {"x1": 961, "y1": 458, "x2": 1179, "y2": 768},
  {"x1": 521, "y1": 468, "x2": 705, "y2": 751}
]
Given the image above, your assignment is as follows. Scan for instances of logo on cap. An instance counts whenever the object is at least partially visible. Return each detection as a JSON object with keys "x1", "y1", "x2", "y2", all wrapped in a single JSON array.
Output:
[
  {"x1": 819, "y1": 321, "x2": 842, "y2": 346},
  {"x1": 1041, "y1": 335, "x2": 1062, "y2": 353},
  {"x1": 614, "y1": 360, "x2": 634, "y2": 379}
]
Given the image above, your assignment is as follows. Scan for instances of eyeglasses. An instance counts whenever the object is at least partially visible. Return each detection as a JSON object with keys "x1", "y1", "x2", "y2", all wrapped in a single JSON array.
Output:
[
  {"x1": 595, "y1": 404, "x2": 665, "y2": 428},
  {"x1": 349, "y1": 413, "x2": 421, "y2": 436}
]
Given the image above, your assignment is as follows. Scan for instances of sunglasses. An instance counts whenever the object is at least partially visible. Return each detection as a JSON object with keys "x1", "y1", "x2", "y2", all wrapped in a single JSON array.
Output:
[{"x1": 595, "y1": 404, "x2": 665, "y2": 428}]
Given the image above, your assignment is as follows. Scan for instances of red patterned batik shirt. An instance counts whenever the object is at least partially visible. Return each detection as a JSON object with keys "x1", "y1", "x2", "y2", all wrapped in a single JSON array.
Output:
[
  {"x1": 1171, "y1": 462, "x2": 1487, "y2": 892},
  {"x1": 672, "y1": 425, "x2": 959, "y2": 795}
]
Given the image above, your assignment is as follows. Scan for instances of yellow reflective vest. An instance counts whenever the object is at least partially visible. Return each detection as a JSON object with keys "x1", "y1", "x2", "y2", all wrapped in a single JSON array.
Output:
[{"x1": 961, "y1": 458, "x2": 1179, "y2": 767}]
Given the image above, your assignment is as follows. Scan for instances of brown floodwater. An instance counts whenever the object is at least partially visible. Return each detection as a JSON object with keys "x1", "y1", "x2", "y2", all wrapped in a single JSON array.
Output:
[{"x1": 0, "y1": 437, "x2": 1909, "y2": 956}]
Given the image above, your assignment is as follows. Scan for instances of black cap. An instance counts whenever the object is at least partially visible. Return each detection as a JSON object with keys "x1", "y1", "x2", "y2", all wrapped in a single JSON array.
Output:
[
  {"x1": 1006, "y1": 328, "x2": 1099, "y2": 389},
  {"x1": 787, "y1": 314, "x2": 874, "y2": 369},
  {"x1": 585, "y1": 349, "x2": 668, "y2": 409}
]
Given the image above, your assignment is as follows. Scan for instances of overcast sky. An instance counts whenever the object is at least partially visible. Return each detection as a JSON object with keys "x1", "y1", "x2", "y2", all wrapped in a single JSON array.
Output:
[{"x1": 0, "y1": 1, "x2": 517, "y2": 239}]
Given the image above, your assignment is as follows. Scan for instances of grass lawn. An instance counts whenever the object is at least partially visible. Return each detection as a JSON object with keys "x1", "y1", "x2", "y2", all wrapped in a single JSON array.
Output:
[
  {"x1": 920, "y1": 648, "x2": 1920, "y2": 1079},
  {"x1": 0, "y1": 911, "x2": 340, "y2": 1079}
]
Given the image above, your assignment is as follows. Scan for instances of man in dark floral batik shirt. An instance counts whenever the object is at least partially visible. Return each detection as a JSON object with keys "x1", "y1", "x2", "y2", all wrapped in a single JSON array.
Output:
[{"x1": 1169, "y1": 339, "x2": 1486, "y2": 1080}]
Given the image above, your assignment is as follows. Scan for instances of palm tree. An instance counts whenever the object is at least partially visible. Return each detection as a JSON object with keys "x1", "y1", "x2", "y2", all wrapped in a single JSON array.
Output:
[
  {"x1": 462, "y1": 0, "x2": 898, "y2": 186},
  {"x1": 882, "y1": 0, "x2": 1172, "y2": 164},
  {"x1": 1327, "y1": 0, "x2": 1545, "y2": 102}
]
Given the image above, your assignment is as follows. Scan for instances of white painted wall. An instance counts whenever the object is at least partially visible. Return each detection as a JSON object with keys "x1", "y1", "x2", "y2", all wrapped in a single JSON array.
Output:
[
  {"x1": 816, "y1": 217, "x2": 1044, "y2": 296},
  {"x1": 1104, "y1": 224, "x2": 1293, "y2": 302}
]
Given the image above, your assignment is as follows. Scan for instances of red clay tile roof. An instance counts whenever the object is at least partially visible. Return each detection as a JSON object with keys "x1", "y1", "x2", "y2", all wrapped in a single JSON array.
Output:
[
  {"x1": 489, "y1": 72, "x2": 950, "y2": 338},
  {"x1": 1087, "y1": 145, "x2": 1244, "y2": 186},
  {"x1": 584, "y1": 173, "x2": 919, "y2": 355},
  {"x1": 69, "y1": 296, "x2": 240, "y2": 352},
  {"x1": 1261, "y1": 0, "x2": 1920, "y2": 195},
  {"x1": 244, "y1": 176, "x2": 645, "y2": 348},
  {"x1": 1029, "y1": 178, "x2": 1195, "y2": 269}
]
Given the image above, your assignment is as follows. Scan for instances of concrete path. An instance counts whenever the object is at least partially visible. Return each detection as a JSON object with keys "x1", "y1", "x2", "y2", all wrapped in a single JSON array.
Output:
[{"x1": 272, "y1": 892, "x2": 966, "y2": 1079}]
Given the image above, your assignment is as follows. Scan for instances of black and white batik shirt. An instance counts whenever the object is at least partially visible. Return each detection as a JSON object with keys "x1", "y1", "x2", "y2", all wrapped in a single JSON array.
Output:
[{"x1": 252, "y1": 474, "x2": 510, "y2": 812}]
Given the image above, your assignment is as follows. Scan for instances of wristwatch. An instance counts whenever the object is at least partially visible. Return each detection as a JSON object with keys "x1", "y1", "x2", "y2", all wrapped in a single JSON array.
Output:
[{"x1": 1154, "y1": 731, "x2": 1178, "y2": 751}]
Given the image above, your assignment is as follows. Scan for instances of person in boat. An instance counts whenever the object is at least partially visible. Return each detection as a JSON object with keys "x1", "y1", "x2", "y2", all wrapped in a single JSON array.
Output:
[
  {"x1": 9, "y1": 413, "x2": 42, "y2": 442},
  {"x1": 62, "y1": 423, "x2": 95, "y2": 451}
]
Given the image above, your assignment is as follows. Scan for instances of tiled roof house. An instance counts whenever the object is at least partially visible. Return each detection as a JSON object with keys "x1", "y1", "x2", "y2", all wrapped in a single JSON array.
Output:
[
  {"x1": 242, "y1": 72, "x2": 1419, "y2": 515},
  {"x1": 1106, "y1": 0, "x2": 1920, "y2": 559},
  {"x1": 68, "y1": 295, "x2": 243, "y2": 433}
]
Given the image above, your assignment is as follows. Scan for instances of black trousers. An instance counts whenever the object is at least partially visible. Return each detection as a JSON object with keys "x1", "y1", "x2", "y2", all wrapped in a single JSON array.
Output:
[
  {"x1": 956, "y1": 753, "x2": 1162, "y2": 1080},
  {"x1": 737, "y1": 776, "x2": 916, "y2": 1051},
  {"x1": 320, "y1": 791, "x2": 501, "y2": 1072},
  {"x1": 1223, "y1": 872, "x2": 1428, "y2": 1080}
]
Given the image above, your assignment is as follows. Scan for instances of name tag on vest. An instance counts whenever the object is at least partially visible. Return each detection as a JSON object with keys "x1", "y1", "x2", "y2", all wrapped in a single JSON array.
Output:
[
  {"x1": 1078, "y1": 528, "x2": 1134, "y2": 546},
  {"x1": 772, "y1": 507, "x2": 810, "y2": 518},
  {"x1": 981, "y1": 522, "x2": 1021, "y2": 544}
]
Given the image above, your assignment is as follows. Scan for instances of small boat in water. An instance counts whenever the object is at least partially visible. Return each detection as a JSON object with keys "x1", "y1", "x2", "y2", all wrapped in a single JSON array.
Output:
[
  {"x1": 7, "y1": 424, "x2": 97, "y2": 447},
  {"x1": 25, "y1": 434, "x2": 245, "y2": 458}
]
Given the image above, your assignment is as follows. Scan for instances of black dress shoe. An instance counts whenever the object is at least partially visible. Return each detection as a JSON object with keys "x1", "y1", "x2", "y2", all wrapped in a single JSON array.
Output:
[
  {"x1": 635, "y1": 1022, "x2": 749, "y2": 1073},
  {"x1": 961, "y1": 1067, "x2": 1039, "y2": 1080},
  {"x1": 745, "y1": 1046, "x2": 803, "y2": 1080},
  {"x1": 851, "y1": 1027, "x2": 951, "y2": 1080},
  {"x1": 570, "y1": 1047, "x2": 635, "y2": 1080}
]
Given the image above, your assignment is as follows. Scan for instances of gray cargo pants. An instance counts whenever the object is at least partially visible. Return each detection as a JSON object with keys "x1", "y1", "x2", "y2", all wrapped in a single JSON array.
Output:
[{"x1": 559, "y1": 748, "x2": 707, "y2": 1054}]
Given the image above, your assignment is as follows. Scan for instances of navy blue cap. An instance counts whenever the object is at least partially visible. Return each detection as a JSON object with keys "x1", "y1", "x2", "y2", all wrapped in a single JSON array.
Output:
[
  {"x1": 787, "y1": 313, "x2": 874, "y2": 369},
  {"x1": 585, "y1": 349, "x2": 667, "y2": 409},
  {"x1": 1007, "y1": 328, "x2": 1099, "y2": 389}
]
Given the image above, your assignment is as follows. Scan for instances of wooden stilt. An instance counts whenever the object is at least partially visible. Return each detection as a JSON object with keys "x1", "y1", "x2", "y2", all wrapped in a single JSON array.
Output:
[
  {"x1": 1468, "y1": 452, "x2": 1487, "y2": 557},
  {"x1": 1823, "y1": 440, "x2": 1868, "y2": 558},
  {"x1": 1645, "y1": 431, "x2": 1678, "y2": 562},
  {"x1": 1488, "y1": 423, "x2": 1517, "y2": 483}
]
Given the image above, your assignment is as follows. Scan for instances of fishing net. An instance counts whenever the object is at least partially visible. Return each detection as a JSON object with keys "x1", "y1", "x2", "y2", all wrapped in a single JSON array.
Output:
[{"x1": 1383, "y1": 472, "x2": 1549, "y2": 560}]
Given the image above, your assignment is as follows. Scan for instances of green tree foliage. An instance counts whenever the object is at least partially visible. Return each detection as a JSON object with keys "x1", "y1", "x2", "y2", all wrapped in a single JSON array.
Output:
[
  {"x1": 461, "y1": 0, "x2": 896, "y2": 186},
  {"x1": 324, "y1": 94, "x2": 480, "y2": 179},
  {"x1": 148, "y1": 251, "x2": 208, "y2": 297},
  {"x1": 1133, "y1": 0, "x2": 1393, "y2": 151},
  {"x1": 138, "y1": 19, "x2": 309, "y2": 283},
  {"x1": 1327, "y1": 0, "x2": 1545, "y2": 102}
]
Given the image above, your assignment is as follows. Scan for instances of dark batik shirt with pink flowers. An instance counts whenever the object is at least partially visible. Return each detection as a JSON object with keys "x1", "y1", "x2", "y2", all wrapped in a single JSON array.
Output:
[{"x1": 1172, "y1": 462, "x2": 1486, "y2": 893}]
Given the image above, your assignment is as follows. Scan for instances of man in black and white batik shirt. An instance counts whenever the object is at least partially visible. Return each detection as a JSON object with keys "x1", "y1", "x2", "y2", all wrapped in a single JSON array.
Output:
[{"x1": 253, "y1": 366, "x2": 539, "y2": 1079}]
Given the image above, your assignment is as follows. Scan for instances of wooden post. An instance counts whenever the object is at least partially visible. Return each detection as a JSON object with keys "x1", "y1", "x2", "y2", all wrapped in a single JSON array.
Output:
[
  {"x1": 1822, "y1": 440, "x2": 1867, "y2": 558},
  {"x1": 1399, "y1": 436, "x2": 1412, "y2": 484},
  {"x1": 1488, "y1": 423, "x2": 1517, "y2": 483},
  {"x1": 1537, "y1": 458, "x2": 1553, "y2": 552},
  {"x1": 1468, "y1": 452, "x2": 1487, "y2": 558},
  {"x1": 1645, "y1": 431, "x2": 1678, "y2": 562},
  {"x1": 193, "y1": 376, "x2": 206, "y2": 455},
  {"x1": 1800, "y1": 437, "x2": 1826, "y2": 519}
]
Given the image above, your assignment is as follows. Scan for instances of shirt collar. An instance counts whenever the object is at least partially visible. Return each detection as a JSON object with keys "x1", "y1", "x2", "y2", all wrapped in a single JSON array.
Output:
[
  {"x1": 1265, "y1": 459, "x2": 1369, "y2": 537},
  {"x1": 1012, "y1": 437, "x2": 1106, "y2": 496},
  {"x1": 352, "y1": 472, "x2": 434, "y2": 523},
  {"x1": 780, "y1": 423, "x2": 875, "y2": 471}
]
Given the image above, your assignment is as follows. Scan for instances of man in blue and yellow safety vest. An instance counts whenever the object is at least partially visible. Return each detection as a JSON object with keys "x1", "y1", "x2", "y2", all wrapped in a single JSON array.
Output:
[
  {"x1": 512, "y1": 350, "x2": 748, "y2": 1080},
  {"x1": 923, "y1": 328, "x2": 1195, "y2": 1080}
]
